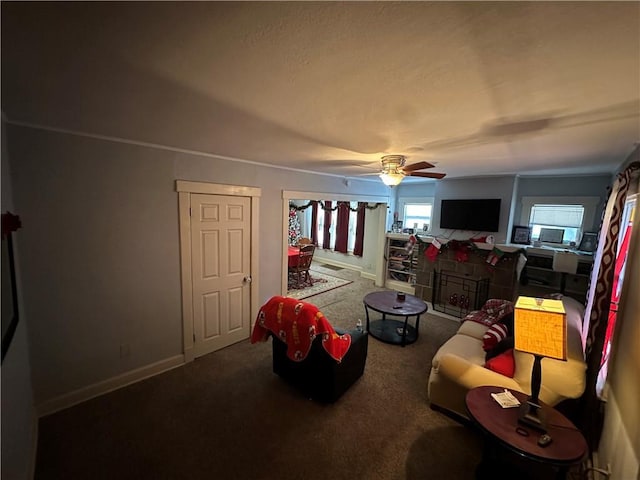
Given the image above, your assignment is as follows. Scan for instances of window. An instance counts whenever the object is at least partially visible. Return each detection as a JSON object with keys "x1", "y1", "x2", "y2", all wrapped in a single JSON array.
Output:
[
  {"x1": 521, "y1": 196, "x2": 599, "y2": 246},
  {"x1": 403, "y1": 202, "x2": 433, "y2": 232},
  {"x1": 316, "y1": 201, "x2": 359, "y2": 252},
  {"x1": 347, "y1": 205, "x2": 358, "y2": 252},
  {"x1": 316, "y1": 208, "x2": 328, "y2": 246},
  {"x1": 529, "y1": 204, "x2": 584, "y2": 244}
]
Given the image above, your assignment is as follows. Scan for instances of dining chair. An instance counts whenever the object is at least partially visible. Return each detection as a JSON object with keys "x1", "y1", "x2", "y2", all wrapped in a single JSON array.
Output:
[
  {"x1": 297, "y1": 237, "x2": 312, "y2": 245},
  {"x1": 289, "y1": 244, "x2": 315, "y2": 288}
]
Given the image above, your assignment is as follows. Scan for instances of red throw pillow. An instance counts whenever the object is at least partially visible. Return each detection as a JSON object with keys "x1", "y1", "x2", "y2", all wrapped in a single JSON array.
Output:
[
  {"x1": 485, "y1": 348, "x2": 515, "y2": 377},
  {"x1": 482, "y1": 322, "x2": 509, "y2": 351}
]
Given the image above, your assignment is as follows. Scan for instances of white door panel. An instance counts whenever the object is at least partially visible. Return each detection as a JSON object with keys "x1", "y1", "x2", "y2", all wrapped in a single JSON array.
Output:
[
  {"x1": 203, "y1": 292, "x2": 221, "y2": 339},
  {"x1": 191, "y1": 193, "x2": 251, "y2": 357},
  {"x1": 201, "y1": 231, "x2": 220, "y2": 278}
]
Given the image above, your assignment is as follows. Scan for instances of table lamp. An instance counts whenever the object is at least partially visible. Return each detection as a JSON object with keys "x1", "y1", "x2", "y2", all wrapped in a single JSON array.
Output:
[{"x1": 514, "y1": 296, "x2": 567, "y2": 432}]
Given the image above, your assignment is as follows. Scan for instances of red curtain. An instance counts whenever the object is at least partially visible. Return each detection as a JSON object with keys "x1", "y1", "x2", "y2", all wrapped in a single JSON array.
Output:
[
  {"x1": 335, "y1": 202, "x2": 350, "y2": 253},
  {"x1": 322, "y1": 201, "x2": 332, "y2": 249},
  {"x1": 581, "y1": 160, "x2": 639, "y2": 450},
  {"x1": 599, "y1": 219, "x2": 633, "y2": 378},
  {"x1": 353, "y1": 202, "x2": 366, "y2": 257},
  {"x1": 310, "y1": 201, "x2": 319, "y2": 246}
]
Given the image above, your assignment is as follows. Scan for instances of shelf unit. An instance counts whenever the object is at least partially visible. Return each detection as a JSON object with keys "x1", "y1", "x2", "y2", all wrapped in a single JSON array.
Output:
[
  {"x1": 432, "y1": 270, "x2": 490, "y2": 318},
  {"x1": 384, "y1": 234, "x2": 418, "y2": 294},
  {"x1": 519, "y1": 251, "x2": 592, "y2": 302}
]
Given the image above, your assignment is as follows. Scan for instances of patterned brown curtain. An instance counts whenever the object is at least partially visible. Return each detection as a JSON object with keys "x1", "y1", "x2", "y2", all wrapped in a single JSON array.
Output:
[
  {"x1": 310, "y1": 201, "x2": 319, "y2": 246},
  {"x1": 580, "y1": 160, "x2": 640, "y2": 450},
  {"x1": 353, "y1": 202, "x2": 366, "y2": 257},
  {"x1": 334, "y1": 201, "x2": 350, "y2": 253},
  {"x1": 322, "y1": 201, "x2": 332, "y2": 250}
]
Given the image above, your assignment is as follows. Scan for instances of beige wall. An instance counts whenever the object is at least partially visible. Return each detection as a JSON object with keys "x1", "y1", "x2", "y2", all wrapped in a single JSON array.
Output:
[
  {"x1": 1, "y1": 120, "x2": 37, "y2": 479},
  {"x1": 5, "y1": 124, "x2": 389, "y2": 408}
]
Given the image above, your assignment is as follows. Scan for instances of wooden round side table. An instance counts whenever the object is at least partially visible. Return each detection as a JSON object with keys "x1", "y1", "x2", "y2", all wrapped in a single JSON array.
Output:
[{"x1": 466, "y1": 386, "x2": 588, "y2": 480}]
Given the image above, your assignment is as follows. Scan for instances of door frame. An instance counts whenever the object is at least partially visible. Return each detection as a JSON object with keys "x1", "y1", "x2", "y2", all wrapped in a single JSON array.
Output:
[
  {"x1": 281, "y1": 190, "x2": 389, "y2": 295},
  {"x1": 177, "y1": 180, "x2": 261, "y2": 363}
]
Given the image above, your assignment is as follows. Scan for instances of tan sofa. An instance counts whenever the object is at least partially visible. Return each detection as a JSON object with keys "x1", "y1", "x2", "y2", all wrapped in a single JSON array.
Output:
[{"x1": 427, "y1": 296, "x2": 587, "y2": 419}]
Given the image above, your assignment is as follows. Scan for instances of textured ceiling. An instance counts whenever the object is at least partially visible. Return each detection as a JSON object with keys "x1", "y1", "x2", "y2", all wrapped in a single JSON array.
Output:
[{"x1": 2, "y1": 2, "x2": 639, "y2": 181}]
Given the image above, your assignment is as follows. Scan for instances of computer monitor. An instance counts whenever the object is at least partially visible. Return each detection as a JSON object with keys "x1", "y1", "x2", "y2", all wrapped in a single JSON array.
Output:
[{"x1": 539, "y1": 228, "x2": 564, "y2": 244}]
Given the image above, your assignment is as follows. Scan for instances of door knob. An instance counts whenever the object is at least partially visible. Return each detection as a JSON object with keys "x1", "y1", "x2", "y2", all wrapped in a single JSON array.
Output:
[{"x1": 243, "y1": 276, "x2": 252, "y2": 284}]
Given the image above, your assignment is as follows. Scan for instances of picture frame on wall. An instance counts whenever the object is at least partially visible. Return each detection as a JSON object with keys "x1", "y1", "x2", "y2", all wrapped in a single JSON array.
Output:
[
  {"x1": 578, "y1": 232, "x2": 598, "y2": 253},
  {"x1": 511, "y1": 225, "x2": 531, "y2": 245}
]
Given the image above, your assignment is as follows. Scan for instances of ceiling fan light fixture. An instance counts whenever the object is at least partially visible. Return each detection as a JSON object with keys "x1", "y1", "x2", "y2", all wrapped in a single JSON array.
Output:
[
  {"x1": 379, "y1": 172, "x2": 404, "y2": 186},
  {"x1": 381, "y1": 154, "x2": 406, "y2": 171}
]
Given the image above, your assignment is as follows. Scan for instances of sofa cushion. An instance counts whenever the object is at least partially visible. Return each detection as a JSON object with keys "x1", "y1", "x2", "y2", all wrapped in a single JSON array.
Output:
[
  {"x1": 485, "y1": 348, "x2": 515, "y2": 377},
  {"x1": 432, "y1": 333, "x2": 486, "y2": 370},
  {"x1": 482, "y1": 323, "x2": 509, "y2": 351},
  {"x1": 457, "y1": 320, "x2": 490, "y2": 340}
]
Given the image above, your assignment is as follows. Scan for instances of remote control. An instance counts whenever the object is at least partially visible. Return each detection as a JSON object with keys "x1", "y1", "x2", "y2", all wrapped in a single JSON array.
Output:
[{"x1": 537, "y1": 434, "x2": 552, "y2": 447}]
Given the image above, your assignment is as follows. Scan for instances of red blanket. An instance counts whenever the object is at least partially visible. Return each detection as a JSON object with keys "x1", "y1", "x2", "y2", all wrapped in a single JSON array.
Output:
[{"x1": 251, "y1": 296, "x2": 351, "y2": 362}]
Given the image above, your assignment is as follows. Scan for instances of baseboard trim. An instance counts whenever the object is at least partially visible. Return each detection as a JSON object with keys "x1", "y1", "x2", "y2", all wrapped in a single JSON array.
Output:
[
  {"x1": 360, "y1": 271, "x2": 376, "y2": 281},
  {"x1": 314, "y1": 258, "x2": 381, "y2": 282},
  {"x1": 36, "y1": 354, "x2": 185, "y2": 418},
  {"x1": 315, "y1": 258, "x2": 363, "y2": 272}
]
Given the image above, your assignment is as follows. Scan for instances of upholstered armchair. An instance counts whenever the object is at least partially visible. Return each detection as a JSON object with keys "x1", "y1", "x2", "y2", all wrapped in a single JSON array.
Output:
[
  {"x1": 271, "y1": 328, "x2": 368, "y2": 402},
  {"x1": 252, "y1": 296, "x2": 369, "y2": 403}
]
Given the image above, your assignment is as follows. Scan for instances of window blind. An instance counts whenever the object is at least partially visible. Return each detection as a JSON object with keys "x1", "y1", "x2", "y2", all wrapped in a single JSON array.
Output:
[{"x1": 530, "y1": 205, "x2": 584, "y2": 227}]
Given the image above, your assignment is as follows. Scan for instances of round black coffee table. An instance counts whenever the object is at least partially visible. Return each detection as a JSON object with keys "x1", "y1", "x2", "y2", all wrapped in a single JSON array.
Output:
[{"x1": 363, "y1": 291, "x2": 428, "y2": 346}]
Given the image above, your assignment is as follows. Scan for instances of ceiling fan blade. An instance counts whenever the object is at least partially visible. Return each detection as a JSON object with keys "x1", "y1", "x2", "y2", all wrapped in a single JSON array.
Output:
[
  {"x1": 402, "y1": 161, "x2": 435, "y2": 172},
  {"x1": 408, "y1": 172, "x2": 446, "y2": 179}
]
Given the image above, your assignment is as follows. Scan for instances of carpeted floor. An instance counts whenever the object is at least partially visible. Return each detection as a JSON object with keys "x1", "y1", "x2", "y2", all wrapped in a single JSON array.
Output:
[{"x1": 35, "y1": 263, "x2": 485, "y2": 480}]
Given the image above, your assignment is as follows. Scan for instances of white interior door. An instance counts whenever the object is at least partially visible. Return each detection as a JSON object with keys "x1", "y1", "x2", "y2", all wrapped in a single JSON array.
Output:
[{"x1": 191, "y1": 193, "x2": 251, "y2": 357}]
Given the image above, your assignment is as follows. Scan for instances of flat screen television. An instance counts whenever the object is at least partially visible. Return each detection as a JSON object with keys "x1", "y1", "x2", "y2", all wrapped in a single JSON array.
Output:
[{"x1": 439, "y1": 199, "x2": 501, "y2": 232}]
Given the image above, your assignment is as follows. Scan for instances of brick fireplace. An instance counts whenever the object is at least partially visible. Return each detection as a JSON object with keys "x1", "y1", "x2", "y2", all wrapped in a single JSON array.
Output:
[{"x1": 414, "y1": 241, "x2": 521, "y2": 315}]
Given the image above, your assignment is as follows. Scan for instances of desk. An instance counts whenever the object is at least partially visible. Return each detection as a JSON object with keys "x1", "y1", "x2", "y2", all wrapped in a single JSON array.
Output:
[
  {"x1": 287, "y1": 246, "x2": 300, "y2": 267},
  {"x1": 363, "y1": 291, "x2": 427, "y2": 346},
  {"x1": 520, "y1": 248, "x2": 593, "y2": 302},
  {"x1": 466, "y1": 386, "x2": 587, "y2": 480}
]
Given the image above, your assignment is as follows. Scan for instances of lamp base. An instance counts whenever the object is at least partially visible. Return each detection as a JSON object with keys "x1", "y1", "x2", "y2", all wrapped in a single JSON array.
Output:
[{"x1": 518, "y1": 400, "x2": 547, "y2": 433}]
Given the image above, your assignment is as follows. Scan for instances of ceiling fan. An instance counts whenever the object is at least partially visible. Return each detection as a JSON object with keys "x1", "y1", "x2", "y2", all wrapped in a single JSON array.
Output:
[{"x1": 377, "y1": 155, "x2": 446, "y2": 186}]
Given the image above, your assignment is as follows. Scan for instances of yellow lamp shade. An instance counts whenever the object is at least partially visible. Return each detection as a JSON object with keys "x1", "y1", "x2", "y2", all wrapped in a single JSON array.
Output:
[{"x1": 514, "y1": 296, "x2": 567, "y2": 361}]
